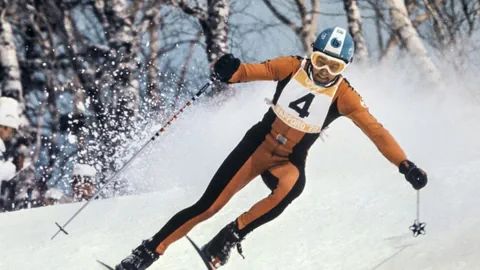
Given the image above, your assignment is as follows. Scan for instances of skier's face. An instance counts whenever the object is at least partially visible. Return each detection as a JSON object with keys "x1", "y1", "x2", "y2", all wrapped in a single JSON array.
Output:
[
  {"x1": 0, "y1": 126, "x2": 14, "y2": 141},
  {"x1": 311, "y1": 65, "x2": 337, "y2": 84},
  {"x1": 310, "y1": 51, "x2": 348, "y2": 84}
]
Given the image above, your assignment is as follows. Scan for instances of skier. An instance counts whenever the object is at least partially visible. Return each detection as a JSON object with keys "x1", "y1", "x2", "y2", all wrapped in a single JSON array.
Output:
[
  {"x1": 71, "y1": 163, "x2": 96, "y2": 202},
  {"x1": 0, "y1": 97, "x2": 21, "y2": 211},
  {"x1": 115, "y1": 27, "x2": 428, "y2": 270}
]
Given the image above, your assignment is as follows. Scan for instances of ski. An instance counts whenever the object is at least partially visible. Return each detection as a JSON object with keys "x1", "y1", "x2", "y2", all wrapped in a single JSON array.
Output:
[
  {"x1": 186, "y1": 236, "x2": 216, "y2": 270},
  {"x1": 97, "y1": 260, "x2": 115, "y2": 270}
]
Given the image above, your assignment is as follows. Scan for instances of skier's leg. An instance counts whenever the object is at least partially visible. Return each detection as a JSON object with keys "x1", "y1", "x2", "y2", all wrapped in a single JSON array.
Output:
[
  {"x1": 151, "y1": 155, "x2": 260, "y2": 254},
  {"x1": 237, "y1": 162, "x2": 305, "y2": 237},
  {"x1": 147, "y1": 128, "x2": 273, "y2": 255},
  {"x1": 115, "y1": 140, "x2": 268, "y2": 270},
  {"x1": 202, "y1": 162, "x2": 305, "y2": 267}
]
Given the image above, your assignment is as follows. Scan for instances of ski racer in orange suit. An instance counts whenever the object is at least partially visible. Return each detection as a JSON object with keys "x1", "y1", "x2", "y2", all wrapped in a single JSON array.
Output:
[{"x1": 115, "y1": 27, "x2": 428, "y2": 270}]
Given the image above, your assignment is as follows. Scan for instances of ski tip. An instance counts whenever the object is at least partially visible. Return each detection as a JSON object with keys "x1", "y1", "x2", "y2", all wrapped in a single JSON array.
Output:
[
  {"x1": 97, "y1": 260, "x2": 115, "y2": 270},
  {"x1": 185, "y1": 235, "x2": 217, "y2": 270}
]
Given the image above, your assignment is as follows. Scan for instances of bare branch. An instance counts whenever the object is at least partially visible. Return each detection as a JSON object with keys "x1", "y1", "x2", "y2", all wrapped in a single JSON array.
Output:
[
  {"x1": 294, "y1": 0, "x2": 307, "y2": 23},
  {"x1": 262, "y1": 0, "x2": 299, "y2": 32},
  {"x1": 310, "y1": 0, "x2": 319, "y2": 29},
  {"x1": 165, "y1": 0, "x2": 207, "y2": 21}
]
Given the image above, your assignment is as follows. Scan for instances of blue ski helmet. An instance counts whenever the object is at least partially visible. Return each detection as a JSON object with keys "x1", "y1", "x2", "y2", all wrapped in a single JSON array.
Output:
[{"x1": 312, "y1": 27, "x2": 355, "y2": 64}]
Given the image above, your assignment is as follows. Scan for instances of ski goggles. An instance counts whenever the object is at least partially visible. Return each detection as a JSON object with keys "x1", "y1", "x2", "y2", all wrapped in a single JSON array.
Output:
[{"x1": 310, "y1": 51, "x2": 348, "y2": 75}]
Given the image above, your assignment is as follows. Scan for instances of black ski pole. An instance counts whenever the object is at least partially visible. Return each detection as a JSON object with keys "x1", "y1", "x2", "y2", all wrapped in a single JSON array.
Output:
[{"x1": 51, "y1": 81, "x2": 212, "y2": 240}]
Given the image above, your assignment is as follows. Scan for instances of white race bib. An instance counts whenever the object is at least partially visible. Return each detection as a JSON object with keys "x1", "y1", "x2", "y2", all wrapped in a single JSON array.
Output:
[{"x1": 272, "y1": 60, "x2": 341, "y2": 133}]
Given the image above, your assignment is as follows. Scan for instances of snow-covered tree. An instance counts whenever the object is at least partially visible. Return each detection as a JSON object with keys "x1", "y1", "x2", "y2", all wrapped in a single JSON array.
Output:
[
  {"x1": 343, "y1": 0, "x2": 370, "y2": 64},
  {"x1": 0, "y1": 6, "x2": 23, "y2": 100},
  {"x1": 386, "y1": 0, "x2": 441, "y2": 81}
]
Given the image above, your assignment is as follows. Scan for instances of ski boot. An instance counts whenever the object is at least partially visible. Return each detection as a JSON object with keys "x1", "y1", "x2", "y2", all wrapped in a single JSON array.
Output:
[
  {"x1": 202, "y1": 221, "x2": 245, "y2": 268},
  {"x1": 116, "y1": 240, "x2": 160, "y2": 270}
]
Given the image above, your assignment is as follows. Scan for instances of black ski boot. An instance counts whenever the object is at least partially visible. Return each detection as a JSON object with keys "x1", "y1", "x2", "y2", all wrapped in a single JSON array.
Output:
[
  {"x1": 116, "y1": 241, "x2": 160, "y2": 270},
  {"x1": 202, "y1": 221, "x2": 245, "y2": 268}
]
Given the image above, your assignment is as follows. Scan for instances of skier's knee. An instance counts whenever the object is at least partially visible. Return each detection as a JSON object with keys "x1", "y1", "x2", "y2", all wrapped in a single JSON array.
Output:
[
  {"x1": 283, "y1": 176, "x2": 305, "y2": 205},
  {"x1": 204, "y1": 205, "x2": 222, "y2": 219}
]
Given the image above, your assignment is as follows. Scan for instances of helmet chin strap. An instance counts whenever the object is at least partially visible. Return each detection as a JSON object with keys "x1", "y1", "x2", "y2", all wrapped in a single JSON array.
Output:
[{"x1": 307, "y1": 64, "x2": 339, "y2": 87}]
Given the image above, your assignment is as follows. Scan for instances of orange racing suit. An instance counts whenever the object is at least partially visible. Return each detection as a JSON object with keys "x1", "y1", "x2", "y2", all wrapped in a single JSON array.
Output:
[{"x1": 147, "y1": 56, "x2": 407, "y2": 255}]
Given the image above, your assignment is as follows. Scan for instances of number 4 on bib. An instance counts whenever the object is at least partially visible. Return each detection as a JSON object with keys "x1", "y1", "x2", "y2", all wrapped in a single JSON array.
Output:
[{"x1": 288, "y1": 93, "x2": 315, "y2": 118}]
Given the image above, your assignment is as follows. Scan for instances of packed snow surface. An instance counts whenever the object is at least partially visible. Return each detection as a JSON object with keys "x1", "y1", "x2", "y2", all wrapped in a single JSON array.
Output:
[{"x1": 1, "y1": 68, "x2": 480, "y2": 270}]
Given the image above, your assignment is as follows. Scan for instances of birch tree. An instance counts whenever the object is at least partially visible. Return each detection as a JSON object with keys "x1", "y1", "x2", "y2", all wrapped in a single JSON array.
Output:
[
  {"x1": 164, "y1": 0, "x2": 229, "y2": 94},
  {"x1": 205, "y1": 0, "x2": 230, "y2": 63},
  {"x1": 262, "y1": 0, "x2": 319, "y2": 55},
  {"x1": 0, "y1": 1, "x2": 28, "y2": 203},
  {"x1": 343, "y1": 0, "x2": 370, "y2": 64},
  {"x1": 167, "y1": 0, "x2": 230, "y2": 63},
  {"x1": 386, "y1": 0, "x2": 441, "y2": 81},
  {"x1": 1, "y1": 0, "x2": 31, "y2": 178},
  {"x1": 0, "y1": 4, "x2": 23, "y2": 100}
]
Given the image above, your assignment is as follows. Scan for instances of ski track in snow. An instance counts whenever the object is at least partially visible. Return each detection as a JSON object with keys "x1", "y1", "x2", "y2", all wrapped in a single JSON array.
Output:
[{"x1": 1, "y1": 67, "x2": 480, "y2": 270}]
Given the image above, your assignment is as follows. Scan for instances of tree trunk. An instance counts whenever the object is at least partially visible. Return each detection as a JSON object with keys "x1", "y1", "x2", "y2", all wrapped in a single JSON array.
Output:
[
  {"x1": 196, "y1": 0, "x2": 229, "y2": 93},
  {"x1": 164, "y1": 0, "x2": 230, "y2": 92},
  {"x1": 299, "y1": 0, "x2": 319, "y2": 55},
  {"x1": 343, "y1": 0, "x2": 370, "y2": 64},
  {"x1": 374, "y1": 0, "x2": 384, "y2": 61},
  {"x1": 386, "y1": 0, "x2": 441, "y2": 82},
  {"x1": 0, "y1": 2, "x2": 30, "y2": 186},
  {"x1": 104, "y1": 0, "x2": 140, "y2": 121},
  {"x1": 61, "y1": 5, "x2": 89, "y2": 115},
  {"x1": 0, "y1": 8, "x2": 23, "y2": 100},
  {"x1": 203, "y1": 0, "x2": 230, "y2": 63}
]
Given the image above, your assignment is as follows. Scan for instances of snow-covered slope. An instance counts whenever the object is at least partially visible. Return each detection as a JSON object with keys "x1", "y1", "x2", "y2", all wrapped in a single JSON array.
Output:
[{"x1": 1, "y1": 68, "x2": 480, "y2": 270}]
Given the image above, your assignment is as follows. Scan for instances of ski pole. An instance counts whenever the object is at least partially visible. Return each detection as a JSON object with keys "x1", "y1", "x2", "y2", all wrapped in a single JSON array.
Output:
[
  {"x1": 51, "y1": 81, "x2": 212, "y2": 240},
  {"x1": 409, "y1": 190, "x2": 426, "y2": 237},
  {"x1": 416, "y1": 190, "x2": 420, "y2": 221}
]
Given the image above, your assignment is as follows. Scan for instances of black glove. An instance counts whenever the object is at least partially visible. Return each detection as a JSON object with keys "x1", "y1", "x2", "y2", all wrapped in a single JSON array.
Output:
[
  {"x1": 399, "y1": 160, "x2": 428, "y2": 190},
  {"x1": 213, "y1": 54, "x2": 241, "y2": 82}
]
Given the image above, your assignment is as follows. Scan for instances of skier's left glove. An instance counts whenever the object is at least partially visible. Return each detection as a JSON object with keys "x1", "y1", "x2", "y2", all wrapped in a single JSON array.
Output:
[
  {"x1": 399, "y1": 160, "x2": 428, "y2": 190},
  {"x1": 213, "y1": 54, "x2": 241, "y2": 83}
]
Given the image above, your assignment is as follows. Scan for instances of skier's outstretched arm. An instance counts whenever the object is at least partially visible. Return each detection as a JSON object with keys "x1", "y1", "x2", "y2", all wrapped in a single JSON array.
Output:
[
  {"x1": 213, "y1": 54, "x2": 301, "y2": 83},
  {"x1": 337, "y1": 84, "x2": 406, "y2": 166},
  {"x1": 337, "y1": 81, "x2": 427, "y2": 189}
]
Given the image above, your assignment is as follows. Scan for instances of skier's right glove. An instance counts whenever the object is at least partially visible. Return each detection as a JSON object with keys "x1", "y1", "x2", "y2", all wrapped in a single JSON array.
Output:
[
  {"x1": 399, "y1": 160, "x2": 428, "y2": 190},
  {"x1": 213, "y1": 54, "x2": 241, "y2": 83}
]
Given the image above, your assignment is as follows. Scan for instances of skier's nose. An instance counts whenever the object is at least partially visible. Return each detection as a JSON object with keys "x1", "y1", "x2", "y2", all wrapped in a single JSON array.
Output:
[{"x1": 319, "y1": 67, "x2": 330, "y2": 76}]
